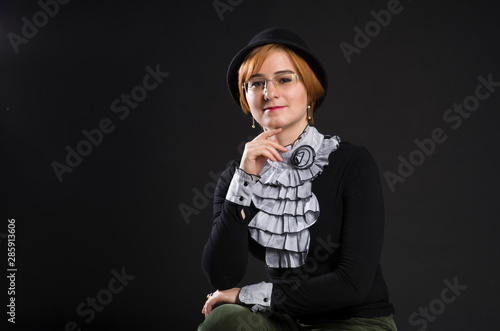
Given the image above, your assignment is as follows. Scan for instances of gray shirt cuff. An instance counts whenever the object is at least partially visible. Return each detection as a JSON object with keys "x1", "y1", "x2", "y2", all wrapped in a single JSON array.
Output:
[
  {"x1": 238, "y1": 281, "x2": 273, "y2": 312},
  {"x1": 225, "y1": 168, "x2": 260, "y2": 206}
]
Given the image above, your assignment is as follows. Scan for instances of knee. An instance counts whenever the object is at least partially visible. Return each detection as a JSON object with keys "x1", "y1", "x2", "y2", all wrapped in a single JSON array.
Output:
[{"x1": 198, "y1": 304, "x2": 252, "y2": 331}]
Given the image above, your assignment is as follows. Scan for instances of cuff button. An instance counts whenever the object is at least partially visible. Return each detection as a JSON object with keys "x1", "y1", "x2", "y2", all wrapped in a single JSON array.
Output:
[{"x1": 239, "y1": 197, "x2": 244, "y2": 201}]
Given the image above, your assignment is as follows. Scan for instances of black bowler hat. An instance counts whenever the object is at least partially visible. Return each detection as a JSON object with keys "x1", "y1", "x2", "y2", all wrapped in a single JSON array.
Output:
[{"x1": 226, "y1": 28, "x2": 328, "y2": 112}]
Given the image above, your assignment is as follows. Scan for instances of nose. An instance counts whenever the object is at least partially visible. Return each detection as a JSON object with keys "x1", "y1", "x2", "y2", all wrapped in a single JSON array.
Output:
[{"x1": 263, "y1": 79, "x2": 279, "y2": 100}]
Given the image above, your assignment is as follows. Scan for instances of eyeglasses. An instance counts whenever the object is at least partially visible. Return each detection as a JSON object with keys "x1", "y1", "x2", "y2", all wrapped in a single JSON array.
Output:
[{"x1": 243, "y1": 72, "x2": 301, "y2": 95}]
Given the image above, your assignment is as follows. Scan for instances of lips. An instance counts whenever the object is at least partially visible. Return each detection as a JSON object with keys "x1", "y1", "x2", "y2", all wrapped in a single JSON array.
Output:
[{"x1": 264, "y1": 106, "x2": 285, "y2": 112}]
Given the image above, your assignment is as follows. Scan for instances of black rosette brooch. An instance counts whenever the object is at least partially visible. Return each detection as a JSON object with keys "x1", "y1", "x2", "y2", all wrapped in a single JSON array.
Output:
[{"x1": 290, "y1": 145, "x2": 316, "y2": 170}]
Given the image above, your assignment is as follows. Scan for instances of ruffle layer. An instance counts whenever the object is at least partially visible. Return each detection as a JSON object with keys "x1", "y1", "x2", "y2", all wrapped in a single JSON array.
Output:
[
  {"x1": 248, "y1": 227, "x2": 310, "y2": 252},
  {"x1": 248, "y1": 126, "x2": 340, "y2": 268},
  {"x1": 251, "y1": 195, "x2": 319, "y2": 216},
  {"x1": 249, "y1": 210, "x2": 318, "y2": 234},
  {"x1": 265, "y1": 248, "x2": 307, "y2": 269},
  {"x1": 252, "y1": 181, "x2": 312, "y2": 200}
]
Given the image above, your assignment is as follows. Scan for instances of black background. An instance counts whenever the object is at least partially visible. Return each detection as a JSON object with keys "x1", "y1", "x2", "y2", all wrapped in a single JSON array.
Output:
[{"x1": 1, "y1": 0, "x2": 499, "y2": 330}]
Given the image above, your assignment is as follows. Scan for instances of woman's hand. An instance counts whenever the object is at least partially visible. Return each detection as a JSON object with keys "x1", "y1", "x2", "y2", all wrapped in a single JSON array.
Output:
[
  {"x1": 201, "y1": 287, "x2": 242, "y2": 318},
  {"x1": 240, "y1": 128, "x2": 288, "y2": 175}
]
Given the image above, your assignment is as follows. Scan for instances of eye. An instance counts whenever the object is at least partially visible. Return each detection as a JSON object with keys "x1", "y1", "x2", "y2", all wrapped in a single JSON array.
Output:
[
  {"x1": 276, "y1": 74, "x2": 294, "y2": 84},
  {"x1": 247, "y1": 80, "x2": 265, "y2": 90},
  {"x1": 249, "y1": 80, "x2": 265, "y2": 89}
]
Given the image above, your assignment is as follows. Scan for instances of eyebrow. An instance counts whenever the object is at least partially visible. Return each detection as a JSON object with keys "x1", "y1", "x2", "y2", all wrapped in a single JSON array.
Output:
[{"x1": 249, "y1": 70, "x2": 295, "y2": 79}]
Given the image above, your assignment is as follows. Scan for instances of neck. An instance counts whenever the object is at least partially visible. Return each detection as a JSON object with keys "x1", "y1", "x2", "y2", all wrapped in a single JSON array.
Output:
[{"x1": 271, "y1": 122, "x2": 309, "y2": 146}]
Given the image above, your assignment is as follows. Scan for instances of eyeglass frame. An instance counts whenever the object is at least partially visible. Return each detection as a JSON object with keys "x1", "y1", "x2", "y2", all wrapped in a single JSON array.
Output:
[{"x1": 242, "y1": 71, "x2": 302, "y2": 95}]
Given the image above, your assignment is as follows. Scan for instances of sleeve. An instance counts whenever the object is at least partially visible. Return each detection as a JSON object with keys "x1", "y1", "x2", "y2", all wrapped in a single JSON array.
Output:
[
  {"x1": 225, "y1": 168, "x2": 260, "y2": 206},
  {"x1": 238, "y1": 281, "x2": 273, "y2": 312},
  {"x1": 201, "y1": 162, "x2": 260, "y2": 290},
  {"x1": 271, "y1": 147, "x2": 386, "y2": 315}
]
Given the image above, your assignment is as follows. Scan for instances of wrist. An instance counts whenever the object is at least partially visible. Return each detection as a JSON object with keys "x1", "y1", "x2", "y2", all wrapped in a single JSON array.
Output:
[
  {"x1": 238, "y1": 167, "x2": 259, "y2": 177},
  {"x1": 235, "y1": 288, "x2": 243, "y2": 304}
]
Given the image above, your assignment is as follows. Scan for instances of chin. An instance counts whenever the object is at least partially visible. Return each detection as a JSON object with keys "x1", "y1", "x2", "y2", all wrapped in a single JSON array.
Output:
[
  {"x1": 262, "y1": 118, "x2": 285, "y2": 128},
  {"x1": 262, "y1": 124, "x2": 282, "y2": 131}
]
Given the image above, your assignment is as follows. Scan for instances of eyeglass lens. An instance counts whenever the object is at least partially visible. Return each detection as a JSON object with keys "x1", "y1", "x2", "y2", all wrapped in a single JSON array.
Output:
[{"x1": 245, "y1": 73, "x2": 298, "y2": 94}]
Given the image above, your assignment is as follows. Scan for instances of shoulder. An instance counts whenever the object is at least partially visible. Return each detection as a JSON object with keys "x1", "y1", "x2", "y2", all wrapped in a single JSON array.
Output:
[
  {"x1": 320, "y1": 139, "x2": 383, "y2": 196},
  {"x1": 325, "y1": 139, "x2": 376, "y2": 167},
  {"x1": 320, "y1": 138, "x2": 381, "y2": 185}
]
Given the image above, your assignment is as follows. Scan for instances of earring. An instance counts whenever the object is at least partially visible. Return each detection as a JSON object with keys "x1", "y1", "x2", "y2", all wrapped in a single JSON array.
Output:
[
  {"x1": 307, "y1": 105, "x2": 311, "y2": 120},
  {"x1": 252, "y1": 116, "x2": 255, "y2": 128}
]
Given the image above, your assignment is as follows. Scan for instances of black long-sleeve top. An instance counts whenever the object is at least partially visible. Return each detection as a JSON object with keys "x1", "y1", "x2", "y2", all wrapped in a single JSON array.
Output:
[{"x1": 202, "y1": 141, "x2": 395, "y2": 322}]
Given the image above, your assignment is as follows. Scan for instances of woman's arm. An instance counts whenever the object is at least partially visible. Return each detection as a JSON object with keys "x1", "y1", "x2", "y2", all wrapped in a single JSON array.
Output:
[
  {"x1": 201, "y1": 163, "x2": 255, "y2": 290},
  {"x1": 271, "y1": 146, "x2": 387, "y2": 315},
  {"x1": 202, "y1": 129, "x2": 287, "y2": 290}
]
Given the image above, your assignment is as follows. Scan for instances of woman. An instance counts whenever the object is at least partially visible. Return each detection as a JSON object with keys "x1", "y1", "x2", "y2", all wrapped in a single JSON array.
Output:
[{"x1": 199, "y1": 28, "x2": 397, "y2": 331}]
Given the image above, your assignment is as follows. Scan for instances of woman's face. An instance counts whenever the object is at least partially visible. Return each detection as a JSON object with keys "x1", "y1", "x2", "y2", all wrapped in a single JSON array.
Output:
[{"x1": 245, "y1": 49, "x2": 308, "y2": 134}]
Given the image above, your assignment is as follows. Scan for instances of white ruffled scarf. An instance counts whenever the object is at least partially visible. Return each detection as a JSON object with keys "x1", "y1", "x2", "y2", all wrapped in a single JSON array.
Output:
[{"x1": 249, "y1": 125, "x2": 340, "y2": 268}]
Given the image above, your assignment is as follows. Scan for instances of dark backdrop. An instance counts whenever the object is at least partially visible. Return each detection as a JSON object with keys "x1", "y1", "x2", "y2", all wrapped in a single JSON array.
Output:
[{"x1": 1, "y1": 0, "x2": 499, "y2": 330}]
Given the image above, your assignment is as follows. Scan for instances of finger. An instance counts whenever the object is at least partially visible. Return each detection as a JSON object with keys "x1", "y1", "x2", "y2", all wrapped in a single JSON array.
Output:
[
  {"x1": 263, "y1": 140, "x2": 288, "y2": 153},
  {"x1": 255, "y1": 128, "x2": 282, "y2": 140},
  {"x1": 204, "y1": 293, "x2": 218, "y2": 318},
  {"x1": 270, "y1": 148, "x2": 285, "y2": 162},
  {"x1": 247, "y1": 140, "x2": 287, "y2": 155},
  {"x1": 268, "y1": 147, "x2": 285, "y2": 161},
  {"x1": 246, "y1": 143, "x2": 285, "y2": 162},
  {"x1": 205, "y1": 302, "x2": 212, "y2": 318},
  {"x1": 260, "y1": 149, "x2": 282, "y2": 162}
]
